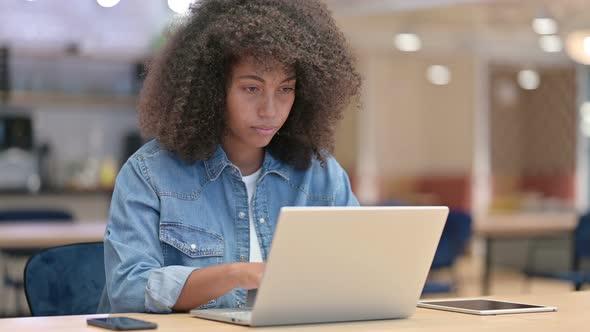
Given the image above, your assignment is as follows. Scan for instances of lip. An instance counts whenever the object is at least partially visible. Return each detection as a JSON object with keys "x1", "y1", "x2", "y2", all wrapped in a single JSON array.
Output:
[{"x1": 253, "y1": 127, "x2": 277, "y2": 136}]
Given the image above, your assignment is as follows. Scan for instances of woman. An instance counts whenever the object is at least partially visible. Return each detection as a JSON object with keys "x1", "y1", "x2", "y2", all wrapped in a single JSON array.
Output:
[{"x1": 99, "y1": 0, "x2": 361, "y2": 313}]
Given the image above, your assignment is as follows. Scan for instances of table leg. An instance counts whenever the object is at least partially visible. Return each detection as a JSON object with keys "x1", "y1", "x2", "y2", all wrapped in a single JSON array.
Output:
[{"x1": 572, "y1": 231, "x2": 581, "y2": 291}]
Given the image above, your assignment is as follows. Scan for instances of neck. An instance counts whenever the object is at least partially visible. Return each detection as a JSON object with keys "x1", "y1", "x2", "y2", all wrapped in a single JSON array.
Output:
[{"x1": 221, "y1": 140, "x2": 264, "y2": 176}]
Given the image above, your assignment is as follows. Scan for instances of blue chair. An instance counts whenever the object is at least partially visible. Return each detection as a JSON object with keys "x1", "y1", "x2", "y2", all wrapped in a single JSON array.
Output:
[
  {"x1": 0, "y1": 209, "x2": 74, "y2": 315},
  {"x1": 422, "y1": 281, "x2": 455, "y2": 294},
  {"x1": 0, "y1": 209, "x2": 73, "y2": 222},
  {"x1": 24, "y1": 242, "x2": 105, "y2": 316},
  {"x1": 423, "y1": 210, "x2": 472, "y2": 294},
  {"x1": 525, "y1": 212, "x2": 590, "y2": 290}
]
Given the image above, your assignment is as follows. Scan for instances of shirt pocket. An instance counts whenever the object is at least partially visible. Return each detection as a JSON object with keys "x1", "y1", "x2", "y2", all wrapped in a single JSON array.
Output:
[{"x1": 159, "y1": 221, "x2": 224, "y2": 268}]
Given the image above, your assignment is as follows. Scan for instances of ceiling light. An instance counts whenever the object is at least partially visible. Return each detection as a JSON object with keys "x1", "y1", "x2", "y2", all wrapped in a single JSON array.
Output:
[
  {"x1": 565, "y1": 31, "x2": 590, "y2": 65},
  {"x1": 517, "y1": 70, "x2": 540, "y2": 90},
  {"x1": 394, "y1": 33, "x2": 421, "y2": 52},
  {"x1": 584, "y1": 37, "x2": 590, "y2": 55},
  {"x1": 96, "y1": 0, "x2": 121, "y2": 8},
  {"x1": 532, "y1": 17, "x2": 557, "y2": 35},
  {"x1": 426, "y1": 65, "x2": 451, "y2": 86},
  {"x1": 168, "y1": 0, "x2": 196, "y2": 15},
  {"x1": 538, "y1": 35, "x2": 562, "y2": 53}
]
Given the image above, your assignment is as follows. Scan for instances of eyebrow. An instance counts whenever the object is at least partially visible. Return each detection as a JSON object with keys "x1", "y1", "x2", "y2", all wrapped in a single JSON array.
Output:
[{"x1": 236, "y1": 75, "x2": 297, "y2": 84}]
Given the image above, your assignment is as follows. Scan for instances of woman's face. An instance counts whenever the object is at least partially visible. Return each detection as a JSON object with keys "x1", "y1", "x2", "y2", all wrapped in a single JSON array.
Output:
[{"x1": 224, "y1": 58, "x2": 296, "y2": 151}]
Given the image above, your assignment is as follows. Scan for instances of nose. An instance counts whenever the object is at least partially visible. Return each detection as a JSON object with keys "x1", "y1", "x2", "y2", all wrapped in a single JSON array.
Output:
[{"x1": 258, "y1": 94, "x2": 277, "y2": 118}]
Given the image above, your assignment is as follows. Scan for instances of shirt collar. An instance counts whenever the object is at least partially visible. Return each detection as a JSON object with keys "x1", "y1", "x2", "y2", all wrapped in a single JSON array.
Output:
[
  {"x1": 202, "y1": 145, "x2": 231, "y2": 181},
  {"x1": 203, "y1": 145, "x2": 290, "y2": 181},
  {"x1": 261, "y1": 149, "x2": 290, "y2": 181}
]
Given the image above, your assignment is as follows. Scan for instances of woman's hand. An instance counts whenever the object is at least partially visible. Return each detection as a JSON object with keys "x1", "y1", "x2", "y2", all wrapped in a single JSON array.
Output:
[
  {"x1": 173, "y1": 262, "x2": 266, "y2": 311},
  {"x1": 231, "y1": 262, "x2": 266, "y2": 289}
]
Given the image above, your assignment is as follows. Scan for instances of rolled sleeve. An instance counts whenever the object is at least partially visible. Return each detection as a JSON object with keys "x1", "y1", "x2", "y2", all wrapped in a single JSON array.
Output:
[
  {"x1": 145, "y1": 266, "x2": 197, "y2": 313},
  {"x1": 104, "y1": 156, "x2": 191, "y2": 313}
]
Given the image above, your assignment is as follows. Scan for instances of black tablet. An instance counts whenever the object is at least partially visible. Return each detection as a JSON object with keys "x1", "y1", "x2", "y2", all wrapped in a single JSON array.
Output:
[{"x1": 418, "y1": 299, "x2": 558, "y2": 315}]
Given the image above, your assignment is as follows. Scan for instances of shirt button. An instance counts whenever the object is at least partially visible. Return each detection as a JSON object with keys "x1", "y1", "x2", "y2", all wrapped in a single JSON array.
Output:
[
  {"x1": 240, "y1": 255, "x2": 247, "y2": 262},
  {"x1": 190, "y1": 244, "x2": 197, "y2": 250},
  {"x1": 237, "y1": 301, "x2": 243, "y2": 308},
  {"x1": 258, "y1": 218, "x2": 265, "y2": 224},
  {"x1": 238, "y1": 211, "x2": 246, "y2": 219}
]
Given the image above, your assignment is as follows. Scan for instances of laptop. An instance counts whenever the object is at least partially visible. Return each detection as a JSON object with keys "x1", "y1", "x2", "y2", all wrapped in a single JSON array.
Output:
[{"x1": 191, "y1": 206, "x2": 449, "y2": 326}]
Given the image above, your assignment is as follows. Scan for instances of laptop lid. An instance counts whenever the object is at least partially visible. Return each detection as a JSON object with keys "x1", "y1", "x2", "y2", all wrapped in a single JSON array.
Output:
[{"x1": 248, "y1": 206, "x2": 448, "y2": 326}]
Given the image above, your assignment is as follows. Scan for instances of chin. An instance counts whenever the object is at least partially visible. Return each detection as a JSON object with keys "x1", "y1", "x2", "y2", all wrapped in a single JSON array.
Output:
[{"x1": 252, "y1": 136, "x2": 274, "y2": 148}]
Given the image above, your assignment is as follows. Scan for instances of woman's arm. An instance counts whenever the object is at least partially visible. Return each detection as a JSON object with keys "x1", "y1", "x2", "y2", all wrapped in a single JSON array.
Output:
[
  {"x1": 172, "y1": 262, "x2": 265, "y2": 311},
  {"x1": 104, "y1": 157, "x2": 169, "y2": 313},
  {"x1": 105, "y1": 155, "x2": 266, "y2": 313}
]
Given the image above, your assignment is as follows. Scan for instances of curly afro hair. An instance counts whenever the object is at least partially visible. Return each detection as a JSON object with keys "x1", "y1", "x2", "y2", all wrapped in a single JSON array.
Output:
[{"x1": 138, "y1": 0, "x2": 361, "y2": 169}]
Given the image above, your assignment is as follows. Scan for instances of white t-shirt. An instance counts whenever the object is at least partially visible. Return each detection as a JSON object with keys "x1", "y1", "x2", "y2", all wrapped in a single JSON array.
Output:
[{"x1": 242, "y1": 168, "x2": 263, "y2": 262}]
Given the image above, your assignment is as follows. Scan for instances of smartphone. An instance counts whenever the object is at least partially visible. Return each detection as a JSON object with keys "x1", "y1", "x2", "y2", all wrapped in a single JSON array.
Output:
[
  {"x1": 418, "y1": 299, "x2": 558, "y2": 315},
  {"x1": 86, "y1": 317, "x2": 157, "y2": 330}
]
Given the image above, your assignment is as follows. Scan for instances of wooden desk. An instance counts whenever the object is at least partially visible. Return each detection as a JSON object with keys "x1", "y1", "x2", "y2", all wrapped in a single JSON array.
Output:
[
  {"x1": 475, "y1": 212, "x2": 578, "y2": 295},
  {"x1": 0, "y1": 222, "x2": 106, "y2": 249},
  {"x1": 0, "y1": 291, "x2": 587, "y2": 331}
]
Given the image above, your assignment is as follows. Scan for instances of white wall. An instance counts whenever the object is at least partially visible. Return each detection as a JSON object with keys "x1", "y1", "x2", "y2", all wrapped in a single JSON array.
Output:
[{"x1": 340, "y1": 49, "x2": 476, "y2": 180}]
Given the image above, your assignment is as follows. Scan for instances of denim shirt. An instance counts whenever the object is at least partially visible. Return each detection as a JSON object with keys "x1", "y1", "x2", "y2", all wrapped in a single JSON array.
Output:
[{"x1": 98, "y1": 139, "x2": 358, "y2": 313}]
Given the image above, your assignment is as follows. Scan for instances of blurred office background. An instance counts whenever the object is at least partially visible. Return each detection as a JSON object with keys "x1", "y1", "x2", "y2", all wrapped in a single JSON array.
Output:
[{"x1": 1, "y1": 0, "x2": 589, "y2": 317}]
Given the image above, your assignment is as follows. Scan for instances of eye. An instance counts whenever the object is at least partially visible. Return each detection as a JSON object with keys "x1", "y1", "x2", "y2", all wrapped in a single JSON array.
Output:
[
  {"x1": 279, "y1": 87, "x2": 295, "y2": 94},
  {"x1": 244, "y1": 86, "x2": 259, "y2": 93}
]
